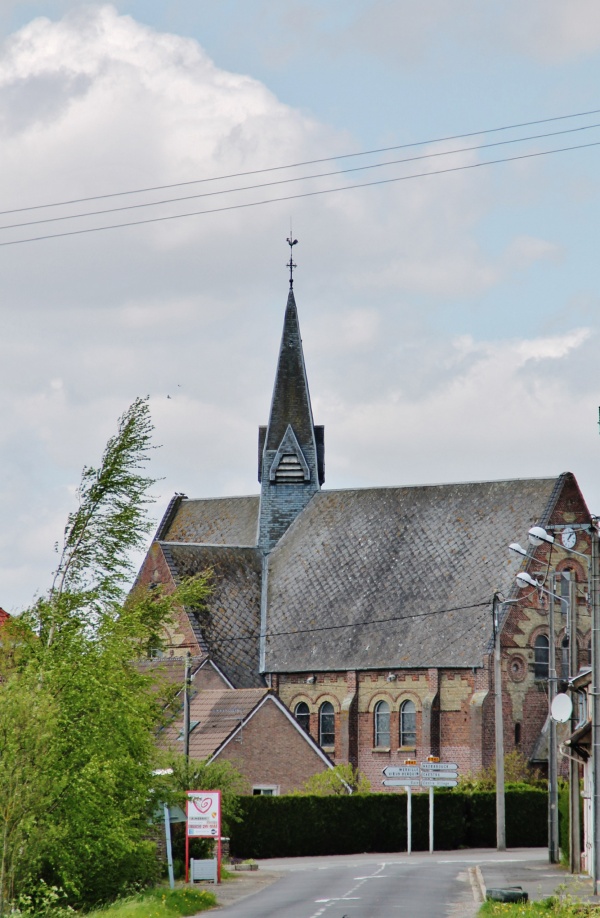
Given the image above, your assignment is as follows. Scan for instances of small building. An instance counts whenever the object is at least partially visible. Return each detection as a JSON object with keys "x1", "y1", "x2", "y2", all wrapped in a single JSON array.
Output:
[
  {"x1": 565, "y1": 667, "x2": 592, "y2": 870},
  {"x1": 162, "y1": 684, "x2": 334, "y2": 795}
]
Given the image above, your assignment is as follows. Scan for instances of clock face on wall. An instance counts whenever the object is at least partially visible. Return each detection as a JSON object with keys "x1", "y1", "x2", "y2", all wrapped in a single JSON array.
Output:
[{"x1": 561, "y1": 527, "x2": 576, "y2": 550}]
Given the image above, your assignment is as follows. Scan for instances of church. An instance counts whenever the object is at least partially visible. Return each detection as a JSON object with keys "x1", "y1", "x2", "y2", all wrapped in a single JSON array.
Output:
[{"x1": 136, "y1": 270, "x2": 593, "y2": 791}]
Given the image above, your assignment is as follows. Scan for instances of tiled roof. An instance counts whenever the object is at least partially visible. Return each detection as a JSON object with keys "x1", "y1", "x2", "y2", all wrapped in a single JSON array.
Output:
[
  {"x1": 161, "y1": 496, "x2": 259, "y2": 546},
  {"x1": 264, "y1": 477, "x2": 562, "y2": 671},
  {"x1": 162, "y1": 687, "x2": 269, "y2": 760},
  {"x1": 0, "y1": 609, "x2": 10, "y2": 626},
  {"x1": 161, "y1": 544, "x2": 264, "y2": 688},
  {"x1": 136, "y1": 656, "x2": 208, "y2": 691}
]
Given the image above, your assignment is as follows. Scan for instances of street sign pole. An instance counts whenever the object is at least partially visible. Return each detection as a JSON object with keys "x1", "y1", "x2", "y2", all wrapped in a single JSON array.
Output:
[
  {"x1": 429, "y1": 786, "x2": 434, "y2": 853},
  {"x1": 407, "y1": 787, "x2": 412, "y2": 855}
]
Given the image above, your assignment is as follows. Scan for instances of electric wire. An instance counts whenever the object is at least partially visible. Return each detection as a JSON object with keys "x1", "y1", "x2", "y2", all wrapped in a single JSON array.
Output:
[
  {"x1": 163, "y1": 599, "x2": 493, "y2": 646},
  {"x1": 1, "y1": 138, "x2": 598, "y2": 247},
  {"x1": 3, "y1": 104, "x2": 600, "y2": 216},
  {"x1": 2, "y1": 120, "x2": 599, "y2": 233}
]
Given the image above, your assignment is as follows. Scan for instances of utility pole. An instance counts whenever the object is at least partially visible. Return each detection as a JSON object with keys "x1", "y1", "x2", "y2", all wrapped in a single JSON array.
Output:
[
  {"x1": 493, "y1": 593, "x2": 506, "y2": 851},
  {"x1": 592, "y1": 527, "x2": 600, "y2": 893},
  {"x1": 548, "y1": 574, "x2": 560, "y2": 863},
  {"x1": 568, "y1": 574, "x2": 581, "y2": 873},
  {"x1": 183, "y1": 650, "x2": 191, "y2": 762}
]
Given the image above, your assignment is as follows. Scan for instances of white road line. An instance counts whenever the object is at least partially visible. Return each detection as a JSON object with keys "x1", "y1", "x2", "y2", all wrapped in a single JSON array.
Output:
[{"x1": 308, "y1": 862, "x2": 386, "y2": 918}]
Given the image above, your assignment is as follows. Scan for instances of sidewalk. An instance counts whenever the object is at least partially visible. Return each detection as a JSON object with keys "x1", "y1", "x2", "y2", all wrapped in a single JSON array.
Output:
[
  {"x1": 477, "y1": 849, "x2": 600, "y2": 904},
  {"x1": 193, "y1": 868, "x2": 282, "y2": 911}
]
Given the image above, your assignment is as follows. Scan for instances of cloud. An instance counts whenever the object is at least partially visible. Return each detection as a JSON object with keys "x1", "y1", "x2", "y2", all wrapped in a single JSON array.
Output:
[{"x1": 0, "y1": 4, "x2": 587, "y2": 612}]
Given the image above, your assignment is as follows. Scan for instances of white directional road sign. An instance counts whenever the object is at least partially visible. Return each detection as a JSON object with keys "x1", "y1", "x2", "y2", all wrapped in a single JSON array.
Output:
[
  {"x1": 382, "y1": 765, "x2": 420, "y2": 778},
  {"x1": 383, "y1": 779, "x2": 421, "y2": 787},
  {"x1": 420, "y1": 779, "x2": 458, "y2": 788},
  {"x1": 420, "y1": 762, "x2": 458, "y2": 771}
]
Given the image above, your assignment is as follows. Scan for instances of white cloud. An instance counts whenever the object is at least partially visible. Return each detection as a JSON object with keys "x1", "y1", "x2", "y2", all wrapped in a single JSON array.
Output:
[{"x1": 0, "y1": 4, "x2": 588, "y2": 612}]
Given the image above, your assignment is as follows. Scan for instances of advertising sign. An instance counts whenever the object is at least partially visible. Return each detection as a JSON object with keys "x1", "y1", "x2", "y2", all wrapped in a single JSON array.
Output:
[{"x1": 186, "y1": 791, "x2": 221, "y2": 837}]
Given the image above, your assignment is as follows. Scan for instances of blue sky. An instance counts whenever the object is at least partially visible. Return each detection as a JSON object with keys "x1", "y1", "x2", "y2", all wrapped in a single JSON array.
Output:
[{"x1": 1, "y1": 1, "x2": 600, "y2": 610}]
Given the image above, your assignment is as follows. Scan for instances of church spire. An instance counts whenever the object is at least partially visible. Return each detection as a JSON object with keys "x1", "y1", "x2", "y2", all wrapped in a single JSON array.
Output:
[{"x1": 257, "y1": 246, "x2": 324, "y2": 551}]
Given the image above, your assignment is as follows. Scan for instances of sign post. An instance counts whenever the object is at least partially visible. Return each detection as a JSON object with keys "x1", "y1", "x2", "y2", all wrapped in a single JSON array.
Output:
[
  {"x1": 383, "y1": 762, "x2": 420, "y2": 855},
  {"x1": 185, "y1": 790, "x2": 222, "y2": 884},
  {"x1": 421, "y1": 759, "x2": 458, "y2": 853},
  {"x1": 383, "y1": 759, "x2": 459, "y2": 854}
]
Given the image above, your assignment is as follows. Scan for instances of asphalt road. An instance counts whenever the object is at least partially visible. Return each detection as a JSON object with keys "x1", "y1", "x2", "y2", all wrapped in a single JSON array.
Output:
[{"x1": 214, "y1": 852, "x2": 481, "y2": 918}]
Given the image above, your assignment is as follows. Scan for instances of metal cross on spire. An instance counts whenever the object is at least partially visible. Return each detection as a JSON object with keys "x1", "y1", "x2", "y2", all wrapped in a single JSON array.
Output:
[{"x1": 286, "y1": 234, "x2": 298, "y2": 288}]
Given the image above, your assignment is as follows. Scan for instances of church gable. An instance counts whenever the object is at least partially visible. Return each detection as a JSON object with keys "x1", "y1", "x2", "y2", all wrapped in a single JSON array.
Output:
[{"x1": 270, "y1": 424, "x2": 310, "y2": 483}]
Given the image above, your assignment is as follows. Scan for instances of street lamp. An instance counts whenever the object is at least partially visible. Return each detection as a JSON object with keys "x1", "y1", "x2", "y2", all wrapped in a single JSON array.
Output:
[
  {"x1": 492, "y1": 593, "x2": 518, "y2": 852},
  {"x1": 526, "y1": 523, "x2": 600, "y2": 892},
  {"x1": 516, "y1": 569, "x2": 562, "y2": 863}
]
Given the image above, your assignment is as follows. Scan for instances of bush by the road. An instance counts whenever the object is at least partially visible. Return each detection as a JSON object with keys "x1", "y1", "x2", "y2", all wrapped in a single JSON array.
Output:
[
  {"x1": 84, "y1": 887, "x2": 217, "y2": 918},
  {"x1": 230, "y1": 787, "x2": 547, "y2": 859}
]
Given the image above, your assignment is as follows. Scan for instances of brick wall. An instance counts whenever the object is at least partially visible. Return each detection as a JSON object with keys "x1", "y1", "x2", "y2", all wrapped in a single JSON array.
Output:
[
  {"x1": 214, "y1": 697, "x2": 329, "y2": 794},
  {"x1": 134, "y1": 542, "x2": 201, "y2": 655}
]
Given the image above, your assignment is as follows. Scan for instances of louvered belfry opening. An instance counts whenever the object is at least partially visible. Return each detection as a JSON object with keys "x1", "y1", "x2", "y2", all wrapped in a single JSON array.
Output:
[{"x1": 274, "y1": 453, "x2": 306, "y2": 483}]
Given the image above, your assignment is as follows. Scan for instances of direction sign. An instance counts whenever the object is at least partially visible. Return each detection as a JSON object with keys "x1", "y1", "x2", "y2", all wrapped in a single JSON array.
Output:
[
  {"x1": 420, "y1": 779, "x2": 458, "y2": 788},
  {"x1": 420, "y1": 762, "x2": 458, "y2": 771},
  {"x1": 382, "y1": 765, "x2": 420, "y2": 778},
  {"x1": 383, "y1": 779, "x2": 421, "y2": 787}
]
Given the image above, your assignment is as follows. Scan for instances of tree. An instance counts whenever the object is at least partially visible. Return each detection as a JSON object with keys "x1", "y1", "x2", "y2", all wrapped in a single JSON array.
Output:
[
  {"x1": 293, "y1": 764, "x2": 371, "y2": 795},
  {"x1": 0, "y1": 399, "x2": 212, "y2": 912},
  {"x1": 458, "y1": 750, "x2": 545, "y2": 791}
]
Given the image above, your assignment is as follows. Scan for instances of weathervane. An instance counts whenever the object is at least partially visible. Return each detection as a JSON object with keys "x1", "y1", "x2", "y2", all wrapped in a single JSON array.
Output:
[{"x1": 286, "y1": 233, "x2": 298, "y2": 288}]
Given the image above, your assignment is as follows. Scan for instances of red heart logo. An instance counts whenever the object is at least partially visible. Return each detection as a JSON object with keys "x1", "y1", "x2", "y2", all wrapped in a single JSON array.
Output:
[{"x1": 192, "y1": 796, "x2": 212, "y2": 814}]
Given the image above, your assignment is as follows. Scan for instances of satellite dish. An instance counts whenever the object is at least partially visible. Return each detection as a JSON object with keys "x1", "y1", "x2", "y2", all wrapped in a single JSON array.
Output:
[{"x1": 551, "y1": 693, "x2": 573, "y2": 723}]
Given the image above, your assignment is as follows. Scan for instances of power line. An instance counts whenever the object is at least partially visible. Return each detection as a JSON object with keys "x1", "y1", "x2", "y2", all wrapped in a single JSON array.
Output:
[
  {"x1": 2, "y1": 120, "x2": 599, "y2": 233},
  {"x1": 175, "y1": 599, "x2": 492, "y2": 645},
  {"x1": 3, "y1": 104, "x2": 600, "y2": 217},
  {"x1": 1, "y1": 138, "x2": 598, "y2": 248}
]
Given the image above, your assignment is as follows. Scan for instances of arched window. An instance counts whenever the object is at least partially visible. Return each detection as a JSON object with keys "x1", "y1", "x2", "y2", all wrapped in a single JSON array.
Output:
[
  {"x1": 319, "y1": 701, "x2": 335, "y2": 747},
  {"x1": 374, "y1": 700, "x2": 390, "y2": 748},
  {"x1": 534, "y1": 634, "x2": 549, "y2": 680},
  {"x1": 294, "y1": 701, "x2": 310, "y2": 732},
  {"x1": 400, "y1": 699, "x2": 416, "y2": 747}
]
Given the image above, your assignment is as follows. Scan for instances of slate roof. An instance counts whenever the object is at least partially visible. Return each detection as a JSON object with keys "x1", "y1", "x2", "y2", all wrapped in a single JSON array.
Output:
[
  {"x1": 264, "y1": 476, "x2": 563, "y2": 671},
  {"x1": 160, "y1": 543, "x2": 264, "y2": 689},
  {"x1": 160, "y1": 496, "x2": 259, "y2": 546},
  {"x1": 162, "y1": 687, "x2": 269, "y2": 760},
  {"x1": 136, "y1": 656, "x2": 208, "y2": 691},
  {"x1": 264, "y1": 289, "x2": 316, "y2": 453}
]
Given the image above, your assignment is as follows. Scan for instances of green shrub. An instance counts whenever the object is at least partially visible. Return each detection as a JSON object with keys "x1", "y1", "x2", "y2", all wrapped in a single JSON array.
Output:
[{"x1": 229, "y1": 787, "x2": 548, "y2": 859}]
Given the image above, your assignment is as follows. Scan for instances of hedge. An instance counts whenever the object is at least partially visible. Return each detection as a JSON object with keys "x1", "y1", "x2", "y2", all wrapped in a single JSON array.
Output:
[{"x1": 229, "y1": 788, "x2": 547, "y2": 859}]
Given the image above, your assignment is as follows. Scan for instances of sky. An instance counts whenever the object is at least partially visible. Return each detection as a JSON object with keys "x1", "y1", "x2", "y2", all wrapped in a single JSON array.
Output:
[{"x1": 2, "y1": 1, "x2": 600, "y2": 611}]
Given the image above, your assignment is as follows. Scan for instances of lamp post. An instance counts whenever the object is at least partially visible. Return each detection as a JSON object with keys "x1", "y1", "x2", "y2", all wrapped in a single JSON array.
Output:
[
  {"x1": 516, "y1": 570, "x2": 562, "y2": 863},
  {"x1": 493, "y1": 593, "x2": 506, "y2": 851},
  {"x1": 591, "y1": 526, "x2": 600, "y2": 894},
  {"x1": 522, "y1": 523, "x2": 598, "y2": 884}
]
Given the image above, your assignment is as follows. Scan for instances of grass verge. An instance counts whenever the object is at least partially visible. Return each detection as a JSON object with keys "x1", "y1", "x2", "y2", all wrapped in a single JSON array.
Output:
[
  {"x1": 85, "y1": 887, "x2": 217, "y2": 918},
  {"x1": 479, "y1": 897, "x2": 599, "y2": 916}
]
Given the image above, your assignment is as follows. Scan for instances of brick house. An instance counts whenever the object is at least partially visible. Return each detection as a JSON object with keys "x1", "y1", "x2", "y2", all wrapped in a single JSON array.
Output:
[
  {"x1": 161, "y1": 682, "x2": 334, "y2": 795},
  {"x1": 135, "y1": 281, "x2": 593, "y2": 791}
]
